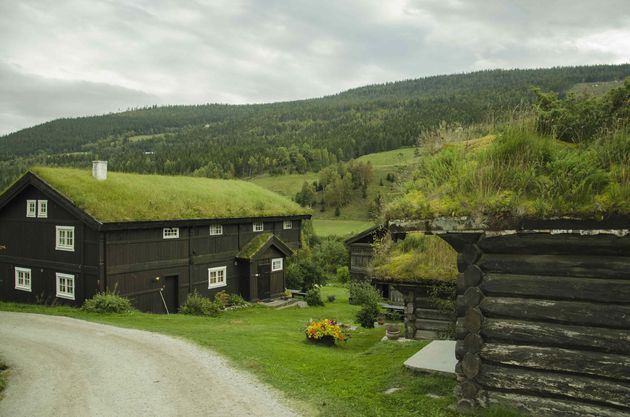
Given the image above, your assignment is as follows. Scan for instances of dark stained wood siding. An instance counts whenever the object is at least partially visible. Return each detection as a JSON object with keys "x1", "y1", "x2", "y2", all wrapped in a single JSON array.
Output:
[
  {"x1": 0, "y1": 185, "x2": 98, "y2": 306},
  {"x1": 447, "y1": 231, "x2": 630, "y2": 417}
]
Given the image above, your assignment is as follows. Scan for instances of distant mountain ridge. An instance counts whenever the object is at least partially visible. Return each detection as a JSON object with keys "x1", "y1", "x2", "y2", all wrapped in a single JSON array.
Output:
[{"x1": 0, "y1": 64, "x2": 629, "y2": 190}]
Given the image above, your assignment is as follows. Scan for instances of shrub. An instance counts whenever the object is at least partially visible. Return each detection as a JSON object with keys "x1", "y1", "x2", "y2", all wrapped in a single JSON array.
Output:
[
  {"x1": 356, "y1": 302, "x2": 380, "y2": 328},
  {"x1": 305, "y1": 288, "x2": 324, "y2": 306},
  {"x1": 214, "y1": 290, "x2": 230, "y2": 308},
  {"x1": 286, "y1": 250, "x2": 326, "y2": 290},
  {"x1": 313, "y1": 237, "x2": 348, "y2": 275},
  {"x1": 336, "y1": 266, "x2": 350, "y2": 284},
  {"x1": 180, "y1": 291, "x2": 221, "y2": 316},
  {"x1": 82, "y1": 291, "x2": 134, "y2": 313},
  {"x1": 349, "y1": 282, "x2": 382, "y2": 305},
  {"x1": 227, "y1": 293, "x2": 247, "y2": 307},
  {"x1": 327, "y1": 294, "x2": 336, "y2": 303}
]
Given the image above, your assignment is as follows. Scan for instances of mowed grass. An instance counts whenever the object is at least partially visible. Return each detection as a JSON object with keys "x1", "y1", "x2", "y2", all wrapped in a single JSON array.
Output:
[
  {"x1": 0, "y1": 286, "x2": 519, "y2": 417},
  {"x1": 312, "y1": 219, "x2": 374, "y2": 238}
]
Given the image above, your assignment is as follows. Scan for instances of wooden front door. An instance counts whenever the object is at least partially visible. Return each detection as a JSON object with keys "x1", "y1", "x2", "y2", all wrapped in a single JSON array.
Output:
[
  {"x1": 257, "y1": 263, "x2": 271, "y2": 300},
  {"x1": 162, "y1": 275, "x2": 179, "y2": 313}
]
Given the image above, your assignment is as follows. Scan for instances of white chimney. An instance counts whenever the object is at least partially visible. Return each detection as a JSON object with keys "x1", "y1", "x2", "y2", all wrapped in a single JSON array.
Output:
[{"x1": 92, "y1": 160, "x2": 108, "y2": 181}]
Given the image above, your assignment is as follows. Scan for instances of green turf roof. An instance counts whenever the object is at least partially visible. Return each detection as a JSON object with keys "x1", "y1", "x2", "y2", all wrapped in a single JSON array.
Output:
[
  {"x1": 31, "y1": 167, "x2": 310, "y2": 223},
  {"x1": 237, "y1": 233, "x2": 274, "y2": 260}
]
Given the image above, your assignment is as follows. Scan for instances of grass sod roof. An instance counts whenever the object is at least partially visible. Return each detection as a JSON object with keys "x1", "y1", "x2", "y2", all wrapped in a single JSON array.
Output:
[
  {"x1": 370, "y1": 233, "x2": 458, "y2": 283},
  {"x1": 30, "y1": 167, "x2": 310, "y2": 223},
  {"x1": 237, "y1": 233, "x2": 274, "y2": 260},
  {"x1": 385, "y1": 120, "x2": 630, "y2": 230}
]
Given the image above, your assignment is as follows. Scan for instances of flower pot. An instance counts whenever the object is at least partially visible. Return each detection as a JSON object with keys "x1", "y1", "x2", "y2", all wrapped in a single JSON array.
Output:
[
  {"x1": 386, "y1": 327, "x2": 401, "y2": 340},
  {"x1": 306, "y1": 335, "x2": 336, "y2": 346}
]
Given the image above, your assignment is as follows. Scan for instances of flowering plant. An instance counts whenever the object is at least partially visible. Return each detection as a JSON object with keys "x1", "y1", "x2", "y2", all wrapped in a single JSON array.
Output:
[{"x1": 304, "y1": 319, "x2": 349, "y2": 343}]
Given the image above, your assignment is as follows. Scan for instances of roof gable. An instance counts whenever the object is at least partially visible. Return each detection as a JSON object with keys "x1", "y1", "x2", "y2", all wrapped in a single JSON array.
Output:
[
  {"x1": 237, "y1": 233, "x2": 294, "y2": 260},
  {"x1": 25, "y1": 167, "x2": 310, "y2": 223}
]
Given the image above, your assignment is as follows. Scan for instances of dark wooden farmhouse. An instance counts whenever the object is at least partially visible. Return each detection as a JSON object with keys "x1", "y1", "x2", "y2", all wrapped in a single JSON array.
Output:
[
  {"x1": 0, "y1": 162, "x2": 310, "y2": 313},
  {"x1": 345, "y1": 225, "x2": 385, "y2": 281},
  {"x1": 391, "y1": 217, "x2": 630, "y2": 417}
]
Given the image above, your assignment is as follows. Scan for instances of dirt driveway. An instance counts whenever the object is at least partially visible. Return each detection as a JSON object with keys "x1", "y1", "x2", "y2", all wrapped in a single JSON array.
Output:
[{"x1": 0, "y1": 312, "x2": 300, "y2": 417}]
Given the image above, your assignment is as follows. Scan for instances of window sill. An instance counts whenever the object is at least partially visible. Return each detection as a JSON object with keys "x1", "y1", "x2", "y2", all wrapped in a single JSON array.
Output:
[
  {"x1": 55, "y1": 246, "x2": 75, "y2": 252},
  {"x1": 15, "y1": 286, "x2": 32, "y2": 292},
  {"x1": 208, "y1": 283, "x2": 227, "y2": 290},
  {"x1": 56, "y1": 293, "x2": 75, "y2": 301}
]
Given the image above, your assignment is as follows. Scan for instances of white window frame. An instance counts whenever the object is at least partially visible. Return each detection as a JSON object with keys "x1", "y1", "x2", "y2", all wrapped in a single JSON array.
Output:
[
  {"x1": 283, "y1": 220, "x2": 292, "y2": 230},
  {"x1": 14, "y1": 267, "x2": 32, "y2": 292},
  {"x1": 253, "y1": 221, "x2": 264, "y2": 232},
  {"x1": 271, "y1": 258, "x2": 283, "y2": 272},
  {"x1": 55, "y1": 226, "x2": 75, "y2": 252},
  {"x1": 208, "y1": 266, "x2": 227, "y2": 289},
  {"x1": 56, "y1": 272, "x2": 75, "y2": 300},
  {"x1": 26, "y1": 200, "x2": 37, "y2": 217},
  {"x1": 163, "y1": 227, "x2": 179, "y2": 239},
  {"x1": 209, "y1": 224, "x2": 223, "y2": 236},
  {"x1": 37, "y1": 200, "x2": 48, "y2": 218}
]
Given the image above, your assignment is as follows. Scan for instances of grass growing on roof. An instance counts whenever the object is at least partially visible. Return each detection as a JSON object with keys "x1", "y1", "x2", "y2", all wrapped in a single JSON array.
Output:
[
  {"x1": 237, "y1": 232, "x2": 273, "y2": 259},
  {"x1": 31, "y1": 167, "x2": 310, "y2": 222},
  {"x1": 371, "y1": 233, "x2": 458, "y2": 283}
]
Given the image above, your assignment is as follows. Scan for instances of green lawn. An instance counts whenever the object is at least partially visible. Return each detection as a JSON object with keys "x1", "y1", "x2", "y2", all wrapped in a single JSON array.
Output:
[
  {"x1": 313, "y1": 219, "x2": 374, "y2": 238},
  {"x1": 0, "y1": 287, "x2": 517, "y2": 417}
]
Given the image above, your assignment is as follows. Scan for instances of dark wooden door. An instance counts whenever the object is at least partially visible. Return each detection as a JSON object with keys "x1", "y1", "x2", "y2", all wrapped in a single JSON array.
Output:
[
  {"x1": 258, "y1": 264, "x2": 271, "y2": 300},
  {"x1": 162, "y1": 275, "x2": 178, "y2": 313}
]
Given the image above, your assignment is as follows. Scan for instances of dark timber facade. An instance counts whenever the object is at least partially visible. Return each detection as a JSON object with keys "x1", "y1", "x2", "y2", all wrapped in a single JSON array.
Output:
[{"x1": 0, "y1": 171, "x2": 308, "y2": 313}]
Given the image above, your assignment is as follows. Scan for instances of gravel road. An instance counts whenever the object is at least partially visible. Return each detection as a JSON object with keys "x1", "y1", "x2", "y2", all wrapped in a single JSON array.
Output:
[{"x1": 0, "y1": 312, "x2": 300, "y2": 417}]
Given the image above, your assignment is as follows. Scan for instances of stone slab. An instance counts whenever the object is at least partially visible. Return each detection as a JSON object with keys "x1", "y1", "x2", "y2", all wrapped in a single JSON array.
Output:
[{"x1": 404, "y1": 340, "x2": 457, "y2": 377}]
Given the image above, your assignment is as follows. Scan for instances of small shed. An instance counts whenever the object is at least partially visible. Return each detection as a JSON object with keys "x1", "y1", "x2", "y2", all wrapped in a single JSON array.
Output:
[{"x1": 344, "y1": 225, "x2": 386, "y2": 281}]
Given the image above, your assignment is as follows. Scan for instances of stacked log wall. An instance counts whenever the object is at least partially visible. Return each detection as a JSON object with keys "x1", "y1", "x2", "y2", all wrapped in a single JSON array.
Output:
[
  {"x1": 446, "y1": 231, "x2": 630, "y2": 417},
  {"x1": 394, "y1": 281, "x2": 456, "y2": 340}
]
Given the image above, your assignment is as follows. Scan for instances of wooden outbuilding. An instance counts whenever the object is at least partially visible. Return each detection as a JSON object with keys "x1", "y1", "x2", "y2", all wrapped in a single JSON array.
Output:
[
  {"x1": 391, "y1": 216, "x2": 630, "y2": 417},
  {"x1": 0, "y1": 163, "x2": 310, "y2": 313}
]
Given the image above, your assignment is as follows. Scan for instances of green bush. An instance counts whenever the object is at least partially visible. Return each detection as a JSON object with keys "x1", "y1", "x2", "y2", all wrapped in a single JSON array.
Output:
[
  {"x1": 305, "y1": 288, "x2": 324, "y2": 307},
  {"x1": 180, "y1": 291, "x2": 221, "y2": 316},
  {"x1": 327, "y1": 294, "x2": 336, "y2": 303},
  {"x1": 82, "y1": 291, "x2": 135, "y2": 313},
  {"x1": 286, "y1": 250, "x2": 326, "y2": 290},
  {"x1": 356, "y1": 302, "x2": 380, "y2": 328},
  {"x1": 336, "y1": 266, "x2": 350, "y2": 284},
  {"x1": 214, "y1": 290, "x2": 230, "y2": 308},
  {"x1": 227, "y1": 293, "x2": 247, "y2": 307},
  {"x1": 313, "y1": 237, "x2": 348, "y2": 275},
  {"x1": 349, "y1": 282, "x2": 382, "y2": 306}
]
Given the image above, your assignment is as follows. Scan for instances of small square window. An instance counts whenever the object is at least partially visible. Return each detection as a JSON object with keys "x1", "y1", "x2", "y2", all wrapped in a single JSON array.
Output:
[
  {"x1": 163, "y1": 227, "x2": 179, "y2": 239},
  {"x1": 26, "y1": 200, "x2": 37, "y2": 217},
  {"x1": 271, "y1": 258, "x2": 283, "y2": 272},
  {"x1": 283, "y1": 220, "x2": 292, "y2": 230},
  {"x1": 38, "y1": 200, "x2": 48, "y2": 218},
  {"x1": 209, "y1": 224, "x2": 223, "y2": 236},
  {"x1": 56, "y1": 272, "x2": 75, "y2": 300},
  {"x1": 56, "y1": 226, "x2": 75, "y2": 251},
  {"x1": 253, "y1": 222, "x2": 264, "y2": 232},
  {"x1": 15, "y1": 267, "x2": 32, "y2": 292},
  {"x1": 208, "y1": 266, "x2": 227, "y2": 289}
]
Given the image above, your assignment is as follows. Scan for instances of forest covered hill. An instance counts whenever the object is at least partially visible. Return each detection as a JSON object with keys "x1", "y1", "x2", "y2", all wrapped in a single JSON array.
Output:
[{"x1": 1, "y1": 64, "x2": 629, "y2": 191}]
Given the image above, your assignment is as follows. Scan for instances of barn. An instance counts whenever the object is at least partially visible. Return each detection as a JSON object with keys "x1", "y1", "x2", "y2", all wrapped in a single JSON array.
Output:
[{"x1": 0, "y1": 162, "x2": 310, "y2": 313}]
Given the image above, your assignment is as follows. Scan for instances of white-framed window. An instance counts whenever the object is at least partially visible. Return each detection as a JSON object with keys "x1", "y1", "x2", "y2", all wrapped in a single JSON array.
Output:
[
  {"x1": 253, "y1": 221, "x2": 264, "y2": 232},
  {"x1": 14, "y1": 267, "x2": 32, "y2": 292},
  {"x1": 283, "y1": 220, "x2": 292, "y2": 230},
  {"x1": 56, "y1": 273, "x2": 75, "y2": 300},
  {"x1": 163, "y1": 227, "x2": 179, "y2": 239},
  {"x1": 208, "y1": 266, "x2": 227, "y2": 289},
  {"x1": 209, "y1": 224, "x2": 223, "y2": 236},
  {"x1": 37, "y1": 200, "x2": 48, "y2": 218},
  {"x1": 26, "y1": 200, "x2": 37, "y2": 217},
  {"x1": 271, "y1": 258, "x2": 283, "y2": 272},
  {"x1": 55, "y1": 226, "x2": 75, "y2": 252}
]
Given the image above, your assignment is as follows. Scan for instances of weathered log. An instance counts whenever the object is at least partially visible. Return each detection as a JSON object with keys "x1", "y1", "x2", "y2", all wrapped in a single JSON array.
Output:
[
  {"x1": 478, "y1": 363, "x2": 630, "y2": 410},
  {"x1": 414, "y1": 329, "x2": 440, "y2": 340},
  {"x1": 455, "y1": 340, "x2": 465, "y2": 360},
  {"x1": 478, "y1": 254, "x2": 630, "y2": 279},
  {"x1": 414, "y1": 307, "x2": 454, "y2": 321},
  {"x1": 477, "y1": 233, "x2": 630, "y2": 256},
  {"x1": 460, "y1": 380, "x2": 479, "y2": 399},
  {"x1": 457, "y1": 244, "x2": 482, "y2": 272},
  {"x1": 480, "y1": 273, "x2": 630, "y2": 303},
  {"x1": 463, "y1": 333, "x2": 483, "y2": 354},
  {"x1": 462, "y1": 353, "x2": 480, "y2": 378},
  {"x1": 438, "y1": 232, "x2": 482, "y2": 252},
  {"x1": 482, "y1": 318, "x2": 630, "y2": 354},
  {"x1": 480, "y1": 297, "x2": 630, "y2": 329},
  {"x1": 456, "y1": 296, "x2": 466, "y2": 316},
  {"x1": 415, "y1": 319, "x2": 452, "y2": 331},
  {"x1": 480, "y1": 343, "x2": 630, "y2": 381},
  {"x1": 464, "y1": 265, "x2": 483, "y2": 288},
  {"x1": 463, "y1": 287, "x2": 484, "y2": 308},
  {"x1": 486, "y1": 391, "x2": 630, "y2": 417},
  {"x1": 463, "y1": 308, "x2": 483, "y2": 333},
  {"x1": 455, "y1": 318, "x2": 466, "y2": 339}
]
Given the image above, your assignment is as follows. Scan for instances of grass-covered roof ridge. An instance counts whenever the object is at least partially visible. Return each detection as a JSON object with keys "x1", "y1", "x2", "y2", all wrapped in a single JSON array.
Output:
[
  {"x1": 237, "y1": 233, "x2": 274, "y2": 260},
  {"x1": 371, "y1": 233, "x2": 458, "y2": 283},
  {"x1": 31, "y1": 167, "x2": 310, "y2": 222},
  {"x1": 385, "y1": 80, "x2": 630, "y2": 225}
]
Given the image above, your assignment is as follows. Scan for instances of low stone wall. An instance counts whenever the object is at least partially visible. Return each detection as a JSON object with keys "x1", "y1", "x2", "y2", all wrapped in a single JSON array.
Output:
[
  {"x1": 392, "y1": 281, "x2": 456, "y2": 340},
  {"x1": 442, "y1": 231, "x2": 630, "y2": 417}
]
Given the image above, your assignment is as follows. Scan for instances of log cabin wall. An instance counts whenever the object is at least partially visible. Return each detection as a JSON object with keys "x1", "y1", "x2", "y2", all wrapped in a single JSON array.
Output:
[
  {"x1": 443, "y1": 231, "x2": 630, "y2": 417},
  {"x1": 392, "y1": 281, "x2": 456, "y2": 340}
]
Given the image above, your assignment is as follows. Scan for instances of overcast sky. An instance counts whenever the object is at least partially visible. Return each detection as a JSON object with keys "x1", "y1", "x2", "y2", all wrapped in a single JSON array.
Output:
[{"x1": 1, "y1": 0, "x2": 629, "y2": 135}]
